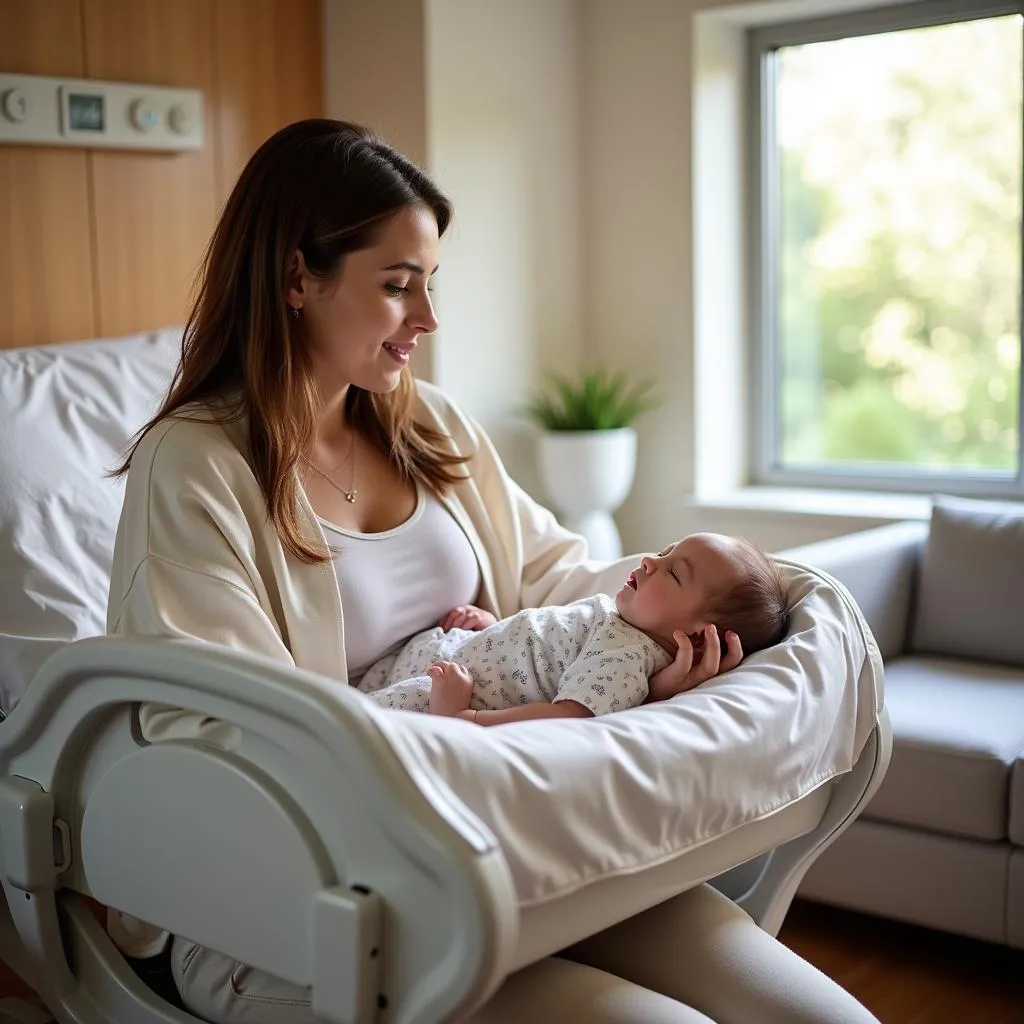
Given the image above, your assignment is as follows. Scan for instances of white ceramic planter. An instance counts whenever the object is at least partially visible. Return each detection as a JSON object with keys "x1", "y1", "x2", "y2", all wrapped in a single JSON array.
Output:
[{"x1": 536, "y1": 427, "x2": 637, "y2": 560}]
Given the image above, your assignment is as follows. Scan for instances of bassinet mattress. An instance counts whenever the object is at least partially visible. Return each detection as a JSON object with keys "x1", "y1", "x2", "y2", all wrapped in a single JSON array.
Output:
[{"x1": 364, "y1": 558, "x2": 881, "y2": 962}]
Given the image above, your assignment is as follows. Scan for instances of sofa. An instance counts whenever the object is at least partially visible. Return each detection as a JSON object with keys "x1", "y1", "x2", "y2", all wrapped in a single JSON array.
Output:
[{"x1": 779, "y1": 496, "x2": 1024, "y2": 948}]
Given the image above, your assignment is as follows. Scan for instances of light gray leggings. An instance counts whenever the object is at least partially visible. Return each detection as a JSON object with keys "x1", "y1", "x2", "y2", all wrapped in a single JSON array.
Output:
[{"x1": 170, "y1": 885, "x2": 879, "y2": 1024}]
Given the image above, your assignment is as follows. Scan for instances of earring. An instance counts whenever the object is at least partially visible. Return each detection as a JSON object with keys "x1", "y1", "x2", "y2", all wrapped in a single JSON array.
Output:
[{"x1": 288, "y1": 306, "x2": 301, "y2": 321}]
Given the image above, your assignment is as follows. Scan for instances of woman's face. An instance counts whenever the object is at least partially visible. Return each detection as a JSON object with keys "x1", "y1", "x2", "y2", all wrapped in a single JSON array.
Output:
[{"x1": 290, "y1": 204, "x2": 440, "y2": 394}]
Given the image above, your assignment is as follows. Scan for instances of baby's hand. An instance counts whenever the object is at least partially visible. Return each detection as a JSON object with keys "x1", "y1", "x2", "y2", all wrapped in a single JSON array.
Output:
[
  {"x1": 647, "y1": 625, "x2": 743, "y2": 703},
  {"x1": 427, "y1": 661, "x2": 476, "y2": 716},
  {"x1": 439, "y1": 605, "x2": 497, "y2": 632}
]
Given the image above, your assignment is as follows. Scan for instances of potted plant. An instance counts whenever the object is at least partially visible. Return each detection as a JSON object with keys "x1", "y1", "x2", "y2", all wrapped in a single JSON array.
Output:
[{"x1": 525, "y1": 367, "x2": 658, "y2": 559}]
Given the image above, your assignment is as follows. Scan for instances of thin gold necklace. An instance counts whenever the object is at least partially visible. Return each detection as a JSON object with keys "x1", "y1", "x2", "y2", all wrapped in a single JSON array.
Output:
[
  {"x1": 320, "y1": 429, "x2": 357, "y2": 474},
  {"x1": 302, "y1": 435, "x2": 357, "y2": 503}
]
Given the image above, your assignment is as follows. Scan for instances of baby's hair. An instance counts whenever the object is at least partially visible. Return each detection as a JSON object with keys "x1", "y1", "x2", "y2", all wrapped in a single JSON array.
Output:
[{"x1": 704, "y1": 539, "x2": 790, "y2": 656}]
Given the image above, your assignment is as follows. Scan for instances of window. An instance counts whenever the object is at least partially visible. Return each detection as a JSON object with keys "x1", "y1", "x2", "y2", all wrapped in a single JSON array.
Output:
[{"x1": 751, "y1": 2, "x2": 1024, "y2": 494}]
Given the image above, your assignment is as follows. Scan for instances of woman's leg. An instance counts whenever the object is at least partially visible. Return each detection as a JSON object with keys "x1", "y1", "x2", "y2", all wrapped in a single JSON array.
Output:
[
  {"x1": 171, "y1": 939, "x2": 315, "y2": 1024},
  {"x1": 562, "y1": 885, "x2": 880, "y2": 1024},
  {"x1": 171, "y1": 939, "x2": 715, "y2": 1024},
  {"x1": 468, "y1": 959, "x2": 716, "y2": 1024}
]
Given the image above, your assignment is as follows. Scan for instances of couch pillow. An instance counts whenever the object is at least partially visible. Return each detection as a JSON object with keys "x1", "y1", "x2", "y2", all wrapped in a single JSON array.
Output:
[{"x1": 910, "y1": 495, "x2": 1024, "y2": 666}]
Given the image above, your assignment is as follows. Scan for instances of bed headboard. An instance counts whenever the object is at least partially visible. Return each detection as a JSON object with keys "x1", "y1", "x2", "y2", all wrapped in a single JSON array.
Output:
[{"x1": 0, "y1": 0, "x2": 322, "y2": 351}]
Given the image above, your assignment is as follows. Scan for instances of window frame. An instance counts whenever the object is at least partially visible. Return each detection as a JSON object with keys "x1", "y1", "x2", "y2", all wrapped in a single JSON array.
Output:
[{"x1": 748, "y1": 0, "x2": 1024, "y2": 497}]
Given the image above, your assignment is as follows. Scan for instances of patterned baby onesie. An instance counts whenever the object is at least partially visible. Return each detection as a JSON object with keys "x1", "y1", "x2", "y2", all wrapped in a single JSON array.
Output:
[{"x1": 357, "y1": 594, "x2": 672, "y2": 717}]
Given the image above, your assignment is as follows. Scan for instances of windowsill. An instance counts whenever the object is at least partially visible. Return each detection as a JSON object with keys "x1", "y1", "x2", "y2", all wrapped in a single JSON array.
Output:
[{"x1": 690, "y1": 486, "x2": 932, "y2": 522}]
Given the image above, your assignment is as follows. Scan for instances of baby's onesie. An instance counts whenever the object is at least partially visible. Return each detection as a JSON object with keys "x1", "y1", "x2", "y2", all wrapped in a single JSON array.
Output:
[{"x1": 357, "y1": 594, "x2": 672, "y2": 716}]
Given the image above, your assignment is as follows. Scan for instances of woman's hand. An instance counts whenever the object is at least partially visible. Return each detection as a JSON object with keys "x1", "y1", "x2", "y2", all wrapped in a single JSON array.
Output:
[
  {"x1": 646, "y1": 625, "x2": 743, "y2": 703},
  {"x1": 427, "y1": 661, "x2": 475, "y2": 716},
  {"x1": 439, "y1": 605, "x2": 497, "y2": 631}
]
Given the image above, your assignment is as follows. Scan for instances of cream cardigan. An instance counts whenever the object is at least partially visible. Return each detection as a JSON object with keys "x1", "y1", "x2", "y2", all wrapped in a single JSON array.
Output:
[{"x1": 107, "y1": 380, "x2": 638, "y2": 746}]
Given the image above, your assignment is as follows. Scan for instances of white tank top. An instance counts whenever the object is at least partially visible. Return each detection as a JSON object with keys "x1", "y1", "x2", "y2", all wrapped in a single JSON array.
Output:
[{"x1": 320, "y1": 486, "x2": 481, "y2": 679}]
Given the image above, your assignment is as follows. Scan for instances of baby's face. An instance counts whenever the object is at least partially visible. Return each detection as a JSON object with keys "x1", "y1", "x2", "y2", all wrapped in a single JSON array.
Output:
[{"x1": 615, "y1": 533, "x2": 745, "y2": 650}]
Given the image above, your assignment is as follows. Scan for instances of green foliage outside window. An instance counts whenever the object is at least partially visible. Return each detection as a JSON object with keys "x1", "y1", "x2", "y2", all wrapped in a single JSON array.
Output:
[{"x1": 774, "y1": 14, "x2": 1022, "y2": 473}]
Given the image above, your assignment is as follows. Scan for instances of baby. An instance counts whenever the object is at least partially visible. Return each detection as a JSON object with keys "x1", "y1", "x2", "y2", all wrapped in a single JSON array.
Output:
[{"x1": 357, "y1": 532, "x2": 790, "y2": 726}]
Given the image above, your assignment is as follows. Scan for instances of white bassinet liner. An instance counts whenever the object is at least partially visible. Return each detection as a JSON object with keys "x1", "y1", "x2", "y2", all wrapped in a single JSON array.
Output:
[
  {"x1": 513, "y1": 781, "x2": 830, "y2": 968},
  {"x1": 363, "y1": 558, "x2": 880, "y2": 932}
]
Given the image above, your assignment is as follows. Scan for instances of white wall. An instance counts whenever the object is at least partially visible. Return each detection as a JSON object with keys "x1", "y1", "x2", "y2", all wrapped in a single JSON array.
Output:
[
  {"x1": 425, "y1": 0, "x2": 584, "y2": 494},
  {"x1": 580, "y1": 0, "x2": 698, "y2": 554},
  {"x1": 581, "y1": 0, "x2": 925, "y2": 553},
  {"x1": 322, "y1": 0, "x2": 434, "y2": 379},
  {"x1": 321, "y1": 0, "x2": 925, "y2": 553},
  {"x1": 322, "y1": 0, "x2": 428, "y2": 165}
]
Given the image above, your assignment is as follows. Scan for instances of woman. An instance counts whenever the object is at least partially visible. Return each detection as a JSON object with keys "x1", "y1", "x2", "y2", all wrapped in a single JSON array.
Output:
[{"x1": 109, "y1": 119, "x2": 876, "y2": 1023}]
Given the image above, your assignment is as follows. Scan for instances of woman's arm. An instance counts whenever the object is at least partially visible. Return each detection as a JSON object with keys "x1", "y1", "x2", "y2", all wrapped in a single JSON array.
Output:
[
  {"x1": 110, "y1": 417, "x2": 310, "y2": 747},
  {"x1": 456, "y1": 700, "x2": 593, "y2": 726},
  {"x1": 646, "y1": 627, "x2": 744, "y2": 703}
]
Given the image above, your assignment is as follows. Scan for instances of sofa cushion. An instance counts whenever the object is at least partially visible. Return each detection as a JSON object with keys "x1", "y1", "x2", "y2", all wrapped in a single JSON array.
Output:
[
  {"x1": 865, "y1": 656, "x2": 1024, "y2": 841},
  {"x1": 1011, "y1": 758, "x2": 1024, "y2": 847},
  {"x1": 911, "y1": 495, "x2": 1024, "y2": 666},
  {"x1": 1009, "y1": 850, "x2": 1024, "y2": 949},
  {"x1": 800, "y1": 818, "x2": 1010, "y2": 946}
]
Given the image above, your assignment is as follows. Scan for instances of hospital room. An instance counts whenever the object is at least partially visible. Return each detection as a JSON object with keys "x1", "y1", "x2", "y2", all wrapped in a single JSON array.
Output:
[{"x1": 0, "y1": 0, "x2": 1022, "y2": 1021}]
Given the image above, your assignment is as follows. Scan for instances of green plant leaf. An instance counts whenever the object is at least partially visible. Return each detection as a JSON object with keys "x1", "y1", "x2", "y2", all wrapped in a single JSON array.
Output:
[{"x1": 522, "y1": 366, "x2": 659, "y2": 430}]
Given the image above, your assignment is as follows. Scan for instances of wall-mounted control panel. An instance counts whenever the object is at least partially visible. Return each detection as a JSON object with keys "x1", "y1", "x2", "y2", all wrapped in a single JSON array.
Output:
[{"x1": 0, "y1": 74, "x2": 203, "y2": 151}]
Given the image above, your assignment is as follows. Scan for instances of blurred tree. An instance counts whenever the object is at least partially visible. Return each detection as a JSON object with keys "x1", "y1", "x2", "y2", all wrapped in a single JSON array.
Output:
[{"x1": 774, "y1": 13, "x2": 1022, "y2": 472}]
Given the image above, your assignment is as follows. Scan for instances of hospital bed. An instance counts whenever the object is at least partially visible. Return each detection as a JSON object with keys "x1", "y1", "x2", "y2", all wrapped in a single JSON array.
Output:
[{"x1": 0, "y1": 329, "x2": 890, "y2": 1024}]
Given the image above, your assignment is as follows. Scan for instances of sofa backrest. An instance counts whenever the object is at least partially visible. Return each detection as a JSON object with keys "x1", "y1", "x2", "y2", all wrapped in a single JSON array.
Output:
[{"x1": 779, "y1": 522, "x2": 927, "y2": 662}]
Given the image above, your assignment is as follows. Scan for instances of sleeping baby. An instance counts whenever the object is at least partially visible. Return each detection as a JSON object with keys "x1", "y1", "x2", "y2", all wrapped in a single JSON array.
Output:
[{"x1": 357, "y1": 532, "x2": 790, "y2": 726}]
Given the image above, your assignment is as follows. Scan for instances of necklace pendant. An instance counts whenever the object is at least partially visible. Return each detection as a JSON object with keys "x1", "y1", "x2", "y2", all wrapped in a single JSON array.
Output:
[{"x1": 345, "y1": 488, "x2": 357, "y2": 503}]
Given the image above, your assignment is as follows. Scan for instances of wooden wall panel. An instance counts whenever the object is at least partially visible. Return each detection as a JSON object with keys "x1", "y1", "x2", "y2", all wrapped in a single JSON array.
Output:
[
  {"x1": 213, "y1": 0, "x2": 323, "y2": 201},
  {"x1": 0, "y1": 0, "x2": 323, "y2": 349},
  {"x1": 0, "y1": 0, "x2": 82, "y2": 75},
  {"x1": 0, "y1": 0, "x2": 96, "y2": 348},
  {"x1": 83, "y1": 0, "x2": 219, "y2": 336}
]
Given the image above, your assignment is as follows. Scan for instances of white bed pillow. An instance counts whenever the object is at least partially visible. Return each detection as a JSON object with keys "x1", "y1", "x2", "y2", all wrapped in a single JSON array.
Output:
[{"x1": 0, "y1": 329, "x2": 181, "y2": 710}]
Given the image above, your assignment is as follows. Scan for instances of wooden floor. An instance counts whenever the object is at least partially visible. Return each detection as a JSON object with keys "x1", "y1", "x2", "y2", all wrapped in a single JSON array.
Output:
[
  {"x1": 2, "y1": 900, "x2": 1022, "y2": 1021},
  {"x1": 779, "y1": 900, "x2": 1024, "y2": 1023}
]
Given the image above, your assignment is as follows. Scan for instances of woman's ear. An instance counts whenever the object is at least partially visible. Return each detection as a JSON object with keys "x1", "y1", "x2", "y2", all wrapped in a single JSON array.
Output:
[{"x1": 285, "y1": 249, "x2": 309, "y2": 310}]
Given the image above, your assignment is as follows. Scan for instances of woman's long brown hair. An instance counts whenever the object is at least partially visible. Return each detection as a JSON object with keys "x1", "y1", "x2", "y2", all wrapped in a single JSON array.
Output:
[{"x1": 117, "y1": 119, "x2": 468, "y2": 563}]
